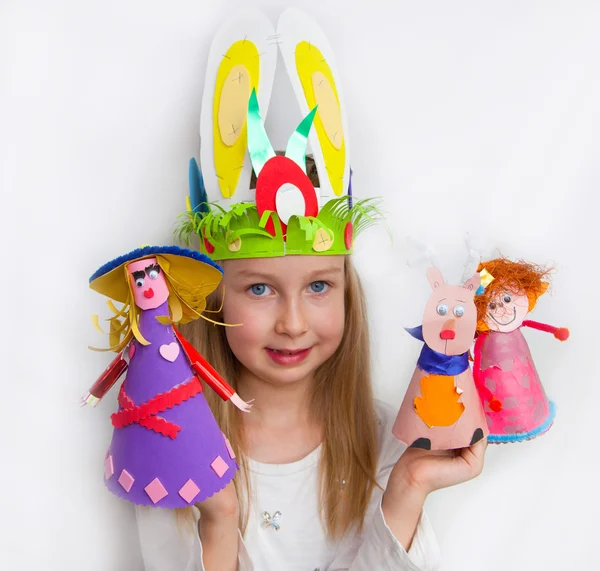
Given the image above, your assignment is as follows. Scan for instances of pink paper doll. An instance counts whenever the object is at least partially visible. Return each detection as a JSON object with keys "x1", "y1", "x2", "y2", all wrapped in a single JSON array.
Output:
[{"x1": 473, "y1": 258, "x2": 569, "y2": 443}]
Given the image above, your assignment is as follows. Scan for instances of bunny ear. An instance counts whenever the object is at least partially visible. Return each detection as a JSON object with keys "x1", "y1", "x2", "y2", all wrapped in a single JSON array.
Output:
[
  {"x1": 463, "y1": 273, "x2": 481, "y2": 294},
  {"x1": 427, "y1": 267, "x2": 445, "y2": 290},
  {"x1": 199, "y1": 11, "x2": 277, "y2": 209},
  {"x1": 276, "y1": 8, "x2": 350, "y2": 208}
]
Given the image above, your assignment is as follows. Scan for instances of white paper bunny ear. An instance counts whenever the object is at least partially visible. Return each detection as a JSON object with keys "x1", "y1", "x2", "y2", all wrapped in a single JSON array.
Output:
[
  {"x1": 199, "y1": 11, "x2": 278, "y2": 209},
  {"x1": 405, "y1": 236, "x2": 441, "y2": 270},
  {"x1": 276, "y1": 8, "x2": 350, "y2": 209},
  {"x1": 460, "y1": 232, "x2": 498, "y2": 284}
]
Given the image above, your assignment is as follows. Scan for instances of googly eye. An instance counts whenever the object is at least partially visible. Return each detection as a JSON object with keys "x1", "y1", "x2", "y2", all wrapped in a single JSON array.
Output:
[
  {"x1": 437, "y1": 303, "x2": 449, "y2": 316},
  {"x1": 135, "y1": 277, "x2": 145, "y2": 288},
  {"x1": 148, "y1": 269, "x2": 159, "y2": 280},
  {"x1": 453, "y1": 305, "x2": 465, "y2": 317},
  {"x1": 503, "y1": 294, "x2": 512, "y2": 304}
]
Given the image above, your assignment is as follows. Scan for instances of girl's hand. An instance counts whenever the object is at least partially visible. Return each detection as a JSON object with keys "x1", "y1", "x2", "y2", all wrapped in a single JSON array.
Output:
[
  {"x1": 196, "y1": 480, "x2": 239, "y2": 523},
  {"x1": 382, "y1": 439, "x2": 487, "y2": 551},
  {"x1": 196, "y1": 481, "x2": 240, "y2": 571},
  {"x1": 391, "y1": 438, "x2": 487, "y2": 496}
]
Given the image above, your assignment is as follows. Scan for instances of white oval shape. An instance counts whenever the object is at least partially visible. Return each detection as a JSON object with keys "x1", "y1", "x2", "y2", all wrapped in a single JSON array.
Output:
[{"x1": 275, "y1": 183, "x2": 306, "y2": 225}]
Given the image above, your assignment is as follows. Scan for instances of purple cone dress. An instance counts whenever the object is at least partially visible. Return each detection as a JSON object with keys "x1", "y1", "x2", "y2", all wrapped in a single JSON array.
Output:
[{"x1": 103, "y1": 301, "x2": 238, "y2": 507}]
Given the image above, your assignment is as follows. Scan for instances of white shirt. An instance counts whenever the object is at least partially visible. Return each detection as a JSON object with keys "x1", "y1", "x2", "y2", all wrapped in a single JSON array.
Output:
[{"x1": 136, "y1": 401, "x2": 441, "y2": 571}]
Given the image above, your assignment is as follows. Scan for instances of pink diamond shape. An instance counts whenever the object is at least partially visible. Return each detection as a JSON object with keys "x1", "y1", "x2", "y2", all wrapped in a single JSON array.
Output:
[
  {"x1": 178, "y1": 479, "x2": 201, "y2": 503},
  {"x1": 211, "y1": 455, "x2": 229, "y2": 478},
  {"x1": 104, "y1": 455, "x2": 114, "y2": 479},
  {"x1": 223, "y1": 435, "x2": 236, "y2": 459},
  {"x1": 118, "y1": 469, "x2": 134, "y2": 492},
  {"x1": 145, "y1": 478, "x2": 168, "y2": 504}
]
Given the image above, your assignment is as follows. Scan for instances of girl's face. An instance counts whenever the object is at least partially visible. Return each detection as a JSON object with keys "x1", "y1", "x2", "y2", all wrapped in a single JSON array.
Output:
[
  {"x1": 127, "y1": 257, "x2": 170, "y2": 310},
  {"x1": 221, "y1": 255, "x2": 346, "y2": 387},
  {"x1": 485, "y1": 289, "x2": 529, "y2": 332}
]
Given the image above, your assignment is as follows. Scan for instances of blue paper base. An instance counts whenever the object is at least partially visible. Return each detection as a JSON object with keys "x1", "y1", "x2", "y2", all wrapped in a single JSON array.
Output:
[{"x1": 487, "y1": 401, "x2": 557, "y2": 444}]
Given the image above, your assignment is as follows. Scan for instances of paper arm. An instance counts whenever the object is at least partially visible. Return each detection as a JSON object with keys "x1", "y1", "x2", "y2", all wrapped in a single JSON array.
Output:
[
  {"x1": 522, "y1": 320, "x2": 570, "y2": 341},
  {"x1": 82, "y1": 351, "x2": 129, "y2": 407},
  {"x1": 472, "y1": 333, "x2": 502, "y2": 412},
  {"x1": 173, "y1": 327, "x2": 235, "y2": 401}
]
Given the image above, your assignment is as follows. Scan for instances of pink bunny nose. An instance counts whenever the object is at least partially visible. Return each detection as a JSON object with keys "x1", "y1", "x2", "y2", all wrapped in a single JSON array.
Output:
[{"x1": 440, "y1": 319, "x2": 456, "y2": 340}]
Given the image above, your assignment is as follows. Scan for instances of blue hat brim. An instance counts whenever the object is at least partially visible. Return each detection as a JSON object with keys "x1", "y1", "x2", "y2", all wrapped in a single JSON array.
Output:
[{"x1": 89, "y1": 245, "x2": 222, "y2": 283}]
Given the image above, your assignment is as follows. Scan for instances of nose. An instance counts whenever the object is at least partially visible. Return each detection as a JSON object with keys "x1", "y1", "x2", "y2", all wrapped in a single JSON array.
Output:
[
  {"x1": 275, "y1": 297, "x2": 309, "y2": 338},
  {"x1": 440, "y1": 319, "x2": 456, "y2": 340}
]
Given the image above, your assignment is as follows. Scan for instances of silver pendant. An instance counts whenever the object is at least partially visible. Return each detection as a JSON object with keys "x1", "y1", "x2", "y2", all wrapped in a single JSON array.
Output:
[{"x1": 261, "y1": 510, "x2": 282, "y2": 531}]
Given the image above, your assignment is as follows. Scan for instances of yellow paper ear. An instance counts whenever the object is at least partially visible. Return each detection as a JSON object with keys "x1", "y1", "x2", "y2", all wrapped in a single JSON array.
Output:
[
  {"x1": 199, "y1": 11, "x2": 278, "y2": 206},
  {"x1": 212, "y1": 41, "x2": 260, "y2": 199},
  {"x1": 277, "y1": 8, "x2": 351, "y2": 206},
  {"x1": 295, "y1": 41, "x2": 346, "y2": 198}
]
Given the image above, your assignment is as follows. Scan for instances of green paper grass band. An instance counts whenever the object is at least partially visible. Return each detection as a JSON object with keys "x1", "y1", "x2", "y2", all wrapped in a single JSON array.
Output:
[{"x1": 176, "y1": 196, "x2": 383, "y2": 261}]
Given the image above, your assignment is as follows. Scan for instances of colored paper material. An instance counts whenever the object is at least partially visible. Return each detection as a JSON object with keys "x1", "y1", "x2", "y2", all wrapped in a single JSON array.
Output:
[
  {"x1": 392, "y1": 269, "x2": 489, "y2": 450},
  {"x1": 86, "y1": 246, "x2": 250, "y2": 507},
  {"x1": 473, "y1": 257, "x2": 568, "y2": 443},
  {"x1": 178, "y1": 9, "x2": 380, "y2": 261}
]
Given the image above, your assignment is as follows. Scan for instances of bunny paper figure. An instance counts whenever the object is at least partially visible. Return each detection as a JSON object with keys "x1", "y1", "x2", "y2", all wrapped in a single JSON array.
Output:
[
  {"x1": 177, "y1": 8, "x2": 381, "y2": 261},
  {"x1": 84, "y1": 245, "x2": 252, "y2": 507},
  {"x1": 392, "y1": 268, "x2": 489, "y2": 450},
  {"x1": 472, "y1": 258, "x2": 569, "y2": 443}
]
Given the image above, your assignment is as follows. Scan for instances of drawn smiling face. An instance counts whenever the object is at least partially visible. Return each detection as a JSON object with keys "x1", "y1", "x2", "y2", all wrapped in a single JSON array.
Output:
[
  {"x1": 127, "y1": 257, "x2": 170, "y2": 310},
  {"x1": 485, "y1": 290, "x2": 529, "y2": 333}
]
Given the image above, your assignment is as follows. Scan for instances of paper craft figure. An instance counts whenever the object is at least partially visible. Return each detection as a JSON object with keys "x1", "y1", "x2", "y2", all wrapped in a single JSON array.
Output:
[
  {"x1": 392, "y1": 268, "x2": 489, "y2": 450},
  {"x1": 177, "y1": 8, "x2": 381, "y2": 261},
  {"x1": 83, "y1": 245, "x2": 252, "y2": 507},
  {"x1": 473, "y1": 258, "x2": 569, "y2": 443}
]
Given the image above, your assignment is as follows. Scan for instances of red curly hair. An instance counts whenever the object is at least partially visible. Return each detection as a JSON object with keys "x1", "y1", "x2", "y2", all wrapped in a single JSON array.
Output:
[{"x1": 474, "y1": 258, "x2": 552, "y2": 333}]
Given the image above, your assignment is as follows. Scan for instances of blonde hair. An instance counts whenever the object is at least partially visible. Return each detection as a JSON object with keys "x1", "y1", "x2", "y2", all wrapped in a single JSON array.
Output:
[
  {"x1": 177, "y1": 256, "x2": 379, "y2": 539},
  {"x1": 93, "y1": 255, "x2": 215, "y2": 353}
]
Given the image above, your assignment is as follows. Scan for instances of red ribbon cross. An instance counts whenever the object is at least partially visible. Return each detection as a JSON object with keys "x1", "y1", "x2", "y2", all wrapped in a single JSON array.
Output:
[{"x1": 110, "y1": 377, "x2": 203, "y2": 440}]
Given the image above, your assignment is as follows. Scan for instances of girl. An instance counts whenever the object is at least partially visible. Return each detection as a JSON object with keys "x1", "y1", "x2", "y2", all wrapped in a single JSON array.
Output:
[{"x1": 136, "y1": 9, "x2": 487, "y2": 570}]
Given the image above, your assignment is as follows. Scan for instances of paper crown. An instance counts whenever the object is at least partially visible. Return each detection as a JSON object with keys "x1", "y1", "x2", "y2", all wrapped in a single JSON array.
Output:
[{"x1": 177, "y1": 9, "x2": 380, "y2": 261}]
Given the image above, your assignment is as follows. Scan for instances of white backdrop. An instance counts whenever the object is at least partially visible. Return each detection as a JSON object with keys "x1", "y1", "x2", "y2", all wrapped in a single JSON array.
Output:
[{"x1": 2, "y1": 1, "x2": 598, "y2": 569}]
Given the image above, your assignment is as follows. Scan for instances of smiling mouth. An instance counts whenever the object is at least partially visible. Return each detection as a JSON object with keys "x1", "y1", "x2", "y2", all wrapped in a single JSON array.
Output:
[
  {"x1": 488, "y1": 310, "x2": 516, "y2": 326},
  {"x1": 265, "y1": 347, "x2": 312, "y2": 365}
]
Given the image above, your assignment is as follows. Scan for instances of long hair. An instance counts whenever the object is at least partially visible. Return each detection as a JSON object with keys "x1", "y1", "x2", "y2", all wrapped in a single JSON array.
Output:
[
  {"x1": 92, "y1": 255, "x2": 216, "y2": 353},
  {"x1": 177, "y1": 256, "x2": 379, "y2": 539},
  {"x1": 474, "y1": 257, "x2": 551, "y2": 333}
]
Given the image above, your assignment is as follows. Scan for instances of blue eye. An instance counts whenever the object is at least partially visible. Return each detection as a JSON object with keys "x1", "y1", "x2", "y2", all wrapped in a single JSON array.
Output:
[
  {"x1": 249, "y1": 284, "x2": 271, "y2": 296},
  {"x1": 453, "y1": 305, "x2": 465, "y2": 317},
  {"x1": 309, "y1": 281, "x2": 328, "y2": 294}
]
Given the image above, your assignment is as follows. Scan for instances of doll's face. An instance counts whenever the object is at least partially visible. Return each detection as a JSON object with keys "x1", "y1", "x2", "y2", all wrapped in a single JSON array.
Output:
[
  {"x1": 127, "y1": 257, "x2": 170, "y2": 310},
  {"x1": 485, "y1": 290, "x2": 529, "y2": 333},
  {"x1": 421, "y1": 268, "x2": 479, "y2": 355},
  {"x1": 220, "y1": 255, "x2": 345, "y2": 389}
]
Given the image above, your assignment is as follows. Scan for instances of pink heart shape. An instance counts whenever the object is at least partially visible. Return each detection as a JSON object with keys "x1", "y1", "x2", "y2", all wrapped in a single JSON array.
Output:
[{"x1": 159, "y1": 342, "x2": 180, "y2": 362}]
